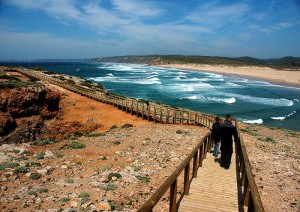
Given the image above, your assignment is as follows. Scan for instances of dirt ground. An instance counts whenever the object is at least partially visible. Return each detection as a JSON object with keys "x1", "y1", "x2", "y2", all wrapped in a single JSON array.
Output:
[{"x1": 0, "y1": 79, "x2": 299, "y2": 211}]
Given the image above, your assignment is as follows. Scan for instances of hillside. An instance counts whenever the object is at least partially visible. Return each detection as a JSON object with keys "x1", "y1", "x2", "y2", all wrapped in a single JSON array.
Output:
[{"x1": 90, "y1": 55, "x2": 300, "y2": 70}]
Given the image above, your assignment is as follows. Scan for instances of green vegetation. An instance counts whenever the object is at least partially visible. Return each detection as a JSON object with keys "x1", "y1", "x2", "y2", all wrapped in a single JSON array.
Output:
[
  {"x1": 0, "y1": 163, "x2": 19, "y2": 170},
  {"x1": 108, "y1": 172, "x2": 122, "y2": 181},
  {"x1": 14, "y1": 166, "x2": 29, "y2": 174},
  {"x1": 176, "y1": 129, "x2": 189, "y2": 135},
  {"x1": 258, "y1": 136, "x2": 276, "y2": 143},
  {"x1": 60, "y1": 197, "x2": 70, "y2": 202},
  {"x1": 121, "y1": 123, "x2": 133, "y2": 128},
  {"x1": 28, "y1": 191, "x2": 38, "y2": 197},
  {"x1": 110, "y1": 125, "x2": 118, "y2": 130},
  {"x1": 136, "y1": 175, "x2": 150, "y2": 182},
  {"x1": 36, "y1": 187, "x2": 48, "y2": 193},
  {"x1": 25, "y1": 162, "x2": 41, "y2": 167},
  {"x1": 36, "y1": 152, "x2": 45, "y2": 160},
  {"x1": 31, "y1": 66, "x2": 44, "y2": 71},
  {"x1": 100, "y1": 183, "x2": 117, "y2": 191},
  {"x1": 29, "y1": 173, "x2": 42, "y2": 180},
  {"x1": 12, "y1": 149, "x2": 20, "y2": 154},
  {"x1": 60, "y1": 141, "x2": 86, "y2": 149},
  {"x1": 78, "y1": 191, "x2": 90, "y2": 202},
  {"x1": 240, "y1": 126, "x2": 260, "y2": 136},
  {"x1": 112, "y1": 140, "x2": 121, "y2": 145},
  {"x1": 31, "y1": 139, "x2": 54, "y2": 146},
  {"x1": 65, "y1": 178, "x2": 74, "y2": 184},
  {"x1": 84, "y1": 132, "x2": 106, "y2": 137}
]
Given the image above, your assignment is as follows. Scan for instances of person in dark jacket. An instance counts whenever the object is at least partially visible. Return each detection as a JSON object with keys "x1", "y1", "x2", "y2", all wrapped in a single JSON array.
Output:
[
  {"x1": 212, "y1": 116, "x2": 221, "y2": 159},
  {"x1": 220, "y1": 114, "x2": 238, "y2": 169}
]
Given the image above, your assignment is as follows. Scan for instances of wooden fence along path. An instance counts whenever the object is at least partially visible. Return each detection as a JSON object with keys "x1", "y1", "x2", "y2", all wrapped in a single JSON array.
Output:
[
  {"x1": 178, "y1": 145, "x2": 243, "y2": 212},
  {"x1": 13, "y1": 67, "x2": 264, "y2": 212}
]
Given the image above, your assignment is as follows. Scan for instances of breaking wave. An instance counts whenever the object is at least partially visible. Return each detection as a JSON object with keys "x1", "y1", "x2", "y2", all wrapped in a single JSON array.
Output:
[
  {"x1": 271, "y1": 111, "x2": 296, "y2": 120},
  {"x1": 241, "y1": 119, "x2": 264, "y2": 124}
]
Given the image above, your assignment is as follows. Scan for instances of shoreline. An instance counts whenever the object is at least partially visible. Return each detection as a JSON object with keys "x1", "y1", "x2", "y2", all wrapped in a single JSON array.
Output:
[{"x1": 158, "y1": 64, "x2": 300, "y2": 88}]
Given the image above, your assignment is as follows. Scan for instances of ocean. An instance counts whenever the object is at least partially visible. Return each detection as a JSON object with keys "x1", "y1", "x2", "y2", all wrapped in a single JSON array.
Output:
[{"x1": 2, "y1": 62, "x2": 300, "y2": 131}]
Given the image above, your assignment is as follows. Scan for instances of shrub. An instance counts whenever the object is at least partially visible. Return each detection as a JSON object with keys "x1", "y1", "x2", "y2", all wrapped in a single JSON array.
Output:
[
  {"x1": 258, "y1": 136, "x2": 276, "y2": 143},
  {"x1": 0, "y1": 163, "x2": 19, "y2": 170},
  {"x1": 121, "y1": 124, "x2": 133, "y2": 128},
  {"x1": 60, "y1": 142, "x2": 86, "y2": 149},
  {"x1": 100, "y1": 183, "x2": 117, "y2": 191},
  {"x1": 29, "y1": 173, "x2": 42, "y2": 180},
  {"x1": 136, "y1": 175, "x2": 150, "y2": 182},
  {"x1": 60, "y1": 197, "x2": 70, "y2": 202},
  {"x1": 108, "y1": 172, "x2": 122, "y2": 181},
  {"x1": 65, "y1": 178, "x2": 74, "y2": 184},
  {"x1": 112, "y1": 140, "x2": 121, "y2": 145},
  {"x1": 36, "y1": 187, "x2": 48, "y2": 193},
  {"x1": 110, "y1": 125, "x2": 118, "y2": 130},
  {"x1": 36, "y1": 152, "x2": 45, "y2": 160},
  {"x1": 25, "y1": 162, "x2": 41, "y2": 167},
  {"x1": 12, "y1": 149, "x2": 20, "y2": 154},
  {"x1": 79, "y1": 192, "x2": 90, "y2": 202},
  {"x1": 28, "y1": 191, "x2": 38, "y2": 197},
  {"x1": 84, "y1": 132, "x2": 106, "y2": 137},
  {"x1": 14, "y1": 166, "x2": 29, "y2": 174},
  {"x1": 31, "y1": 139, "x2": 54, "y2": 146}
]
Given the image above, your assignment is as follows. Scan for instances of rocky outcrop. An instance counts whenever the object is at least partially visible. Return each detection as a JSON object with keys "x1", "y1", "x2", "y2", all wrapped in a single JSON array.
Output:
[{"x1": 0, "y1": 86, "x2": 60, "y2": 144}]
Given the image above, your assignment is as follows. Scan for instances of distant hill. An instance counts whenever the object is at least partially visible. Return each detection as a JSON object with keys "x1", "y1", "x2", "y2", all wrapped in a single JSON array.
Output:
[{"x1": 90, "y1": 55, "x2": 300, "y2": 70}]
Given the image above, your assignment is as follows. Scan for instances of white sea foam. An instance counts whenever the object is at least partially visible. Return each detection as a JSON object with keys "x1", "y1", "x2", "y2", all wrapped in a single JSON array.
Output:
[
  {"x1": 271, "y1": 111, "x2": 297, "y2": 120},
  {"x1": 294, "y1": 99, "x2": 299, "y2": 102},
  {"x1": 227, "y1": 94, "x2": 294, "y2": 107},
  {"x1": 180, "y1": 95, "x2": 198, "y2": 100},
  {"x1": 207, "y1": 97, "x2": 236, "y2": 104},
  {"x1": 106, "y1": 73, "x2": 114, "y2": 77},
  {"x1": 241, "y1": 119, "x2": 263, "y2": 124}
]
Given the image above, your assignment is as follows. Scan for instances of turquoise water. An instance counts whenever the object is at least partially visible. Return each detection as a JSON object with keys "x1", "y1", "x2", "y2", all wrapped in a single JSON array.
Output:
[{"x1": 2, "y1": 62, "x2": 300, "y2": 131}]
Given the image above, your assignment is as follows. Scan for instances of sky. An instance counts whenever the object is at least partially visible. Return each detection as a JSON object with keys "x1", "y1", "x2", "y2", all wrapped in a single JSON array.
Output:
[{"x1": 0, "y1": 0, "x2": 300, "y2": 60}]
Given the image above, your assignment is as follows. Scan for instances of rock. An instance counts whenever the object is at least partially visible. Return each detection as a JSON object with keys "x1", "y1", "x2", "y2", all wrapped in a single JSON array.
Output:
[
  {"x1": 37, "y1": 169, "x2": 48, "y2": 175},
  {"x1": 81, "y1": 201, "x2": 92, "y2": 209},
  {"x1": 69, "y1": 200, "x2": 79, "y2": 208},
  {"x1": 94, "y1": 201, "x2": 111, "y2": 211},
  {"x1": 61, "y1": 165, "x2": 68, "y2": 169},
  {"x1": 44, "y1": 150, "x2": 54, "y2": 158}
]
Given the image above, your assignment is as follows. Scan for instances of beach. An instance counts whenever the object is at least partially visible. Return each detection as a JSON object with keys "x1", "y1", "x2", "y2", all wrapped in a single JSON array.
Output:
[{"x1": 159, "y1": 64, "x2": 300, "y2": 87}]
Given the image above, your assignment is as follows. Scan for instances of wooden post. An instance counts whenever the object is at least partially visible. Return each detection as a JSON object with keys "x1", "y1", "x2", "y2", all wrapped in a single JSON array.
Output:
[
  {"x1": 188, "y1": 112, "x2": 190, "y2": 124},
  {"x1": 131, "y1": 102, "x2": 133, "y2": 115},
  {"x1": 160, "y1": 108, "x2": 163, "y2": 123},
  {"x1": 199, "y1": 145, "x2": 204, "y2": 167},
  {"x1": 244, "y1": 177, "x2": 250, "y2": 206},
  {"x1": 148, "y1": 106, "x2": 151, "y2": 121},
  {"x1": 154, "y1": 106, "x2": 156, "y2": 123},
  {"x1": 142, "y1": 104, "x2": 144, "y2": 119},
  {"x1": 247, "y1": 191, "x2": 254, "y2": 212},
  {"x1": 181, "y1": 112, "x2": 183, "y2": 125},
  {"x1": 174, "y1": 111, "x2": 177, "y2": 124},
  {"x1": 136, "y1": 102, "x2": 139, "y2": 117},
  {"x1": 169, "y1": 179, "x2": 177, "y2": 212},
  {"x1": 184, "y1": 162, "x2": 190, "y2": 195},
  {"x1": 166, "y1": 109, "x2": 169, "y2": 124},
  {"x1": 192, "y1": 151, "x2": 198, "y2": 178},
  {"x1": 204, "y1": 138, "x2": 208, "y2": 159}
]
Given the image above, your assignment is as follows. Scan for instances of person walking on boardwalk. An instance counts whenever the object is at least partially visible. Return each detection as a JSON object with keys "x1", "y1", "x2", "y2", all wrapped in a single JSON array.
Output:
[
  {"x1": 220, "y1": 114, "x2": 238, "y2": 169},
  {"x1": 212, "y1": 116, "x2": 221, "y2": 159}
]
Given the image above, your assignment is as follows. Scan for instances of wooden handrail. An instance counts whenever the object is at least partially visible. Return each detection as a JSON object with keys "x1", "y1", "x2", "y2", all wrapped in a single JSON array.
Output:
[
  {"x1": 236, "y1": 126, "x2": 265, "y2": 212},
  {"x1": 11, "y1": 67, "x2": 264, "y2": 212},
  {"x1": 137, "y1": 132, "x2": 212, "y2": 212}
]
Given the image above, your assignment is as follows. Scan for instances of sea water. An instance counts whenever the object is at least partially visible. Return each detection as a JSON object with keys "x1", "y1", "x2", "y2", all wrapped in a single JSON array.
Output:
[{"x1": 2, "y1": 62, "x2": 299, "y2": 131}]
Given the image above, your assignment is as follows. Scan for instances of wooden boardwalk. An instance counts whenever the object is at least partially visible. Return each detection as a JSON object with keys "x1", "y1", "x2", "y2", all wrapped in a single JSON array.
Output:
[{"x1": 179, "y1": 147, "x2": 244, "y2": 212}]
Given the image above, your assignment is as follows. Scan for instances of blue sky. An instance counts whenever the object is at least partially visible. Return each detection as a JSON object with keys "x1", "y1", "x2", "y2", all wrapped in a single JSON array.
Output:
[{"x1": 0, "y1": 0, "x2": 300, "y2": 60}]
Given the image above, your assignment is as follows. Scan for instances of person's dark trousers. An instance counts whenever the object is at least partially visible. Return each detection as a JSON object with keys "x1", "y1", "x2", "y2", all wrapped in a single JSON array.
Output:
[{"x1": 221, "y1": 150, "x2": 233, "y2": 168}]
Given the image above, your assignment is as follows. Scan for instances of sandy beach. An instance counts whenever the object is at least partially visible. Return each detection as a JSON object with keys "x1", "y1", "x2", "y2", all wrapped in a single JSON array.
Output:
[{"x1": 159, "y1": 64, "x2": 300, "y2": 87}]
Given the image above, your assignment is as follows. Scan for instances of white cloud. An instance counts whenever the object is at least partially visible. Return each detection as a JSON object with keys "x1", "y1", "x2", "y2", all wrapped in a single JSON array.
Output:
[
  {"x1": 111, "y1": 0, "x2": 163, "y2": 18},
  {"x1": 187, "y1": 2, "x2": 250, "y2": 27}
]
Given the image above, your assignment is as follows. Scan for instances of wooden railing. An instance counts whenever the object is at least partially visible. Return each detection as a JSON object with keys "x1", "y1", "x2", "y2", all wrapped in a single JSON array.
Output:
[
  {"x1": 235, "y1": 121, "x2": 265, "y2": 212},
  {"x1": 138, "y1": 132, "x2": 213, "y2": 212},
  {"x1": 14, "y1": 67, "x2": 216, "y2": 128},
  {"x1": 12, "y1": 67, "x2": 264, "y2": 212}
]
